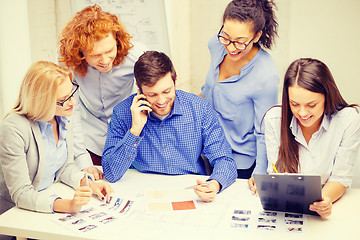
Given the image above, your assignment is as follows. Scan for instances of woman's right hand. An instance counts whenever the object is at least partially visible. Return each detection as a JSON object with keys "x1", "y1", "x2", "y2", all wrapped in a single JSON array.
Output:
[
  {"x1": 53, "y1": 186, "x2": 92, "y2": 213},
  {"x1": 69, "y1": 186, "x2": 92, "y2": 213},
  {"x1": 248, "y1": 177, "x2": 258, "y2": 195}
]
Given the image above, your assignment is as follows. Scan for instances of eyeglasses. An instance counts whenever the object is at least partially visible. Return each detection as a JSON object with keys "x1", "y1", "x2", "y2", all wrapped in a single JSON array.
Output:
[
  {"x1": 56, "y1": 83, "x2": 79, "y2": 107},
  {"x1": 217, "y1": 25, "x2": 256, "y2": 51}
]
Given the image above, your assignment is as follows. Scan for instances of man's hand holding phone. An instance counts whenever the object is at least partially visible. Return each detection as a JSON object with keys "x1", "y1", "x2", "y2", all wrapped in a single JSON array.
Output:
[{"x1": 130, "y1": 90, "x2": 152, "y2": 136}]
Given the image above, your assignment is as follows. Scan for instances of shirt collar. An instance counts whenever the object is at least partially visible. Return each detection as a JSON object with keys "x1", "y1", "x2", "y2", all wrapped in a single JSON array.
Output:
[
  {"x1": 147, "y1": 90, "x2": 183, "y2": 122},
  {"x1": 290, "y1": 114, "x2": 329, "y2": 137},
  {"x1": 38, "y1": 116, "x2": 70, "y2": 132}
]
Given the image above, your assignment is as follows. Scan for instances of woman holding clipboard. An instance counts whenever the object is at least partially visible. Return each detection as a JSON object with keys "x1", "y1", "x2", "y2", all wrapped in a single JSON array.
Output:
[{"x1": 261, "y1": 58, "x2": 360, "y2": 218}]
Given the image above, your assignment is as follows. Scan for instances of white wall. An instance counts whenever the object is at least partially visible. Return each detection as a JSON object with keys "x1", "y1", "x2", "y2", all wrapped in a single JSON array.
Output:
[{"x1": 0, "y1": 0, "x2": 32, "y2": 117}]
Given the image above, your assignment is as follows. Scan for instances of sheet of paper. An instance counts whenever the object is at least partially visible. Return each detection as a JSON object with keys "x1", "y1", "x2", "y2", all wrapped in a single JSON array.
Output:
[
  {"x1": 51, "y1": 195, "x2": 135, "y2": 234},
  {"x1": 227, "y1": 208, "x2": 307, "y2": 233},
  {"x1": 145, "y1": 189, "x2": 197, "y2": 212}
]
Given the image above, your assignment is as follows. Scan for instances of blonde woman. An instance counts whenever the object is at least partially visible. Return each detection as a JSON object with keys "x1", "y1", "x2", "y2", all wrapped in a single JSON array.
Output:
[{"x1": 0, "y1": 61, "x2": 112, "y2": 214}]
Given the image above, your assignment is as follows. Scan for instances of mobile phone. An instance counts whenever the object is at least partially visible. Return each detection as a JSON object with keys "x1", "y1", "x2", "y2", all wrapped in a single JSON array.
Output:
[{"x1": 138, "y1": 88, "x2": 152, "y2": 111}]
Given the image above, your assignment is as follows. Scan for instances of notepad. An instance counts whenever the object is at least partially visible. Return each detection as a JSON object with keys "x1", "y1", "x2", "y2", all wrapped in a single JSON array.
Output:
[{"x1": 253, "y1": 174, "x2": 322, "y2": 216}]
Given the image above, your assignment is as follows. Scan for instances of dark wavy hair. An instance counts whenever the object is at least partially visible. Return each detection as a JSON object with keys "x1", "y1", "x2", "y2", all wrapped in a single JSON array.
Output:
[
  {"x1": 276, "y1": 58, "x2": 357, "y2": 173},
  {"x1": 223, "y1": 0, "x2": 278, "y2": 49}
]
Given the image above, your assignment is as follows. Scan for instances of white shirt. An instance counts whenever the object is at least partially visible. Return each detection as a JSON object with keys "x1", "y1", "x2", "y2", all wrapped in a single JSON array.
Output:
[{"x1": 264, "y1": 107, "x2": 360, "y2": 187}]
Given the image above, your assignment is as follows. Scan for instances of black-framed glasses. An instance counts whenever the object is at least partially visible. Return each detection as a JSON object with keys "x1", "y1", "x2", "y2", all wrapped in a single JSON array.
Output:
[
  {"x1": 217, "y1": 25, "x2": 256, "y2": 51},
  {"x1": 56, "y1": 83, "x2": 79, "y2": 107}
]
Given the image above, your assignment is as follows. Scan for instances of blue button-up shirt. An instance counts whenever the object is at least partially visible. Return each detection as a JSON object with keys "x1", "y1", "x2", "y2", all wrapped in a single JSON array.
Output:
[
  {"x1": 102, "y1": 90, "x2": 237, "y2": 191},
  {"x1": 201, "y1": 35, "x2": 279, "y2": 174}
]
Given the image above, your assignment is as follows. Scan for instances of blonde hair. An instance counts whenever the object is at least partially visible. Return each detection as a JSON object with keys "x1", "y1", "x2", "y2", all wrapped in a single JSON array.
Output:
[{"x1": 9, "y1": 61, "x2": 73, "y2": 121}]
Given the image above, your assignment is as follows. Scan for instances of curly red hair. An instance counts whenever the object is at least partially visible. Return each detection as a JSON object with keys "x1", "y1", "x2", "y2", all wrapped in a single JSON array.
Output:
[{"x1": 58, "y1": 4, "x2": 133, "y2": 77}]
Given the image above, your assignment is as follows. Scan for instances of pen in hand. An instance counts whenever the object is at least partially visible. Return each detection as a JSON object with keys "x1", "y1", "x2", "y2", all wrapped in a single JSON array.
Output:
[
  {"x1": 84, "y1": 172, "x2": 90, "y2": 187},
  {"x1": 184, "y1": 182, "x2": 210, "y2": 189}
]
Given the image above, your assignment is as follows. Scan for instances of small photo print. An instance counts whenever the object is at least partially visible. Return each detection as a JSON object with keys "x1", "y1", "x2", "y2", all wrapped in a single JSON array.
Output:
[
  {"x1": 285, "y1": 219, "x2": 303, "y2": 225},
  {"x1": 287, "y1": 227, "x2": 303, "y2": 232},
  {"x1": 78, "y1": 224, "x2": 97, "y2": 232},
  {"x1": 233, "y1": 210, "x2": 251, "y2": 215},
  {"x1": 259, "y1": 211, "x2": 277, "y2": 217},
  {"x1": 99, "y1": 216, "x2": 117, "y2": 224},
  {"x1": 258, "y1": 217, "x2": 276, "y2": 223},
  {"x1": 58, "y1": 214, "x2": 76, "y2": 222},
  {"x1": 120, "y1": 200, "x2": 135, "y2": 214},
  {"x1": 89, "y1": 212, "x2": 107, "y2": 219},
  {"x1": 257, "y1": 225, "x2": 276, "y2": 231},
  {"x1": 79, "y1": 207, "x2": 95, "y2": 214},
  {"x1": 232, "y1": 216, "x2": 250, "y2": 221},
  {"x1": 285, "y1": 213, "x2": 303, "y2": 219},
  {"x1": 230, "y1": 223, "x2": 249, "y2": 228},
  {"x1": 71, "y1": 219, "x2": 86, "y2": 225}
]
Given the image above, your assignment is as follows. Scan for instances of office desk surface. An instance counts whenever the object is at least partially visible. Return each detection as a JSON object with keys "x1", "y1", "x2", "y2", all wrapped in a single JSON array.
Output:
[{"x1": 0, "y1": 169, "x2": 359, "y2": 240}]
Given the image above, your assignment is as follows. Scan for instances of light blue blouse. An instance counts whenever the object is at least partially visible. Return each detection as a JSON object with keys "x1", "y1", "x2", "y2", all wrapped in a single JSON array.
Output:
[
  {"x1": 201, "y1": 35, "x2": 279, "y2": 174},
  {"x1": 38, "y1": 116, "x2": 68, "y2": 191}
]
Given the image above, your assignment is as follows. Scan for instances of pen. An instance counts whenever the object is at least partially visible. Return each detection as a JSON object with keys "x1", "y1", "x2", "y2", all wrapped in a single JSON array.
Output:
[
  {"x1": 84, "y1": 172, "x2": 89, "y2": 186},
  {"x1": 272, "y1": 163, "x2": 279, "y2": 173},
  {"x1": 184, "y1": 182, "x2": 210, "y2": 189}
]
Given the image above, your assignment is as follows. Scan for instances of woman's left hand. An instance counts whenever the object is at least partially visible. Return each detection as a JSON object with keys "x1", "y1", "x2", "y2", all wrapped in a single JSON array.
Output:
[
  {"x1": 309, "y1": 196, "x2": 332, "y2": 218},
  {"x1": 83, "y1": 166, "x2": 103, "y2": 180},
  {"x1": 89, "y1": 181, "x2": 114, "y2": 203}
]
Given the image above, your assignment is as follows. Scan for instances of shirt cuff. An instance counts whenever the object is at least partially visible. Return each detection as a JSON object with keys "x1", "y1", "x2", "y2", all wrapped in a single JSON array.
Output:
[
  {"x1": 50, "y1": 195, "x2": 61, "y2": 213},
  {"x1": 124, "y1": 130, "x2": 143, "y2": 149}
]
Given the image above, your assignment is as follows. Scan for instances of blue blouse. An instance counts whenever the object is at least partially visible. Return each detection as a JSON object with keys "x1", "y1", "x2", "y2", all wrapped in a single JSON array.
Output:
[
  {"x1": 201, "y1": 35, "x2": 279, "y2": 174},
  {"x1": 38, "y1": 116, "x2": 68, "y2": 191}
]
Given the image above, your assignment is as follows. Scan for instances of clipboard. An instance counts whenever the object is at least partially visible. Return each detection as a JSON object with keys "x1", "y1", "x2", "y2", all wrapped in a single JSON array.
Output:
[{"x1": 253, "y1": 174, "x2": 322, "y2": 216}]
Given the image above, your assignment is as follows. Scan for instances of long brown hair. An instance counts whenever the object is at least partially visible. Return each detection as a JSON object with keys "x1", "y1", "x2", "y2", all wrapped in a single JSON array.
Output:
[{"x1": 277, "y1": 58, "x2": 356, "y2": 172}]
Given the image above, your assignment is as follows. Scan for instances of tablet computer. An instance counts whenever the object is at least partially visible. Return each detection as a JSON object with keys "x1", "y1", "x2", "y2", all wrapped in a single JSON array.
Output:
[{"x1": 253, "y1": 174, "x2": 322, "y2": 216}]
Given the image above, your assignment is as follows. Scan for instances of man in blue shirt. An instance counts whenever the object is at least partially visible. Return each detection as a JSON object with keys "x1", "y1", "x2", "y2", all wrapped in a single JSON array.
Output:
[{"x1": 102, "y1": 51, "x2": 237, "y2": 202}]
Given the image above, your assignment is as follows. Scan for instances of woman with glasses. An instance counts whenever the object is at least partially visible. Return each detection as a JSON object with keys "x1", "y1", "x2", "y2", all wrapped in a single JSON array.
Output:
[
  {"x1": 263, "y1": 58, "x2": 360, "y2": 217},
  {"x1": 200, "y1": 0, "x2": 279, "y2": 181},
  {"x1": 0, "y1": 61, "x2": 113, "y2": 214}
]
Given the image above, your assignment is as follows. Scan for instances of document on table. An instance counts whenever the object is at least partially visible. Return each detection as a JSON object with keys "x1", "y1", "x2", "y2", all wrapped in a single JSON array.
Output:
[
  {"x1": 126, "y1": 187, "x2": 235, "y2": 230},
  {"x1": 145, "y1": 189, "x2": 197, "y2": 212},
  {"x1": 50, "y1": 195, "x2": 136, "y2": 234},
  {"x1": 227, "y1": 209, "x2": 307, "y2": 233}
]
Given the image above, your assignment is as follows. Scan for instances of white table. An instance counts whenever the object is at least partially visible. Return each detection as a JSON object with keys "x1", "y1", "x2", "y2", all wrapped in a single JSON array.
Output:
[{"x1": 0, "y1": 169, "x2": 359, "y2": 240}]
